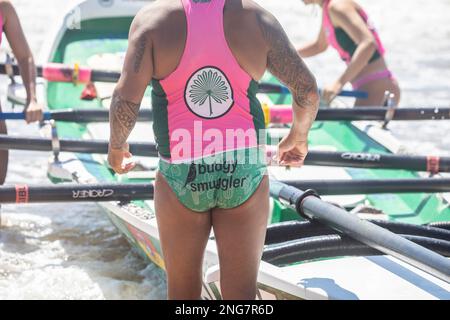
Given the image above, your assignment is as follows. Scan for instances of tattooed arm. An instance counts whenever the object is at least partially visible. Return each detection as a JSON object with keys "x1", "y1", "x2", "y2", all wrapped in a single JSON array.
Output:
[
  {"x1": 108, "y1": 11, "x2": 153, "y2": 174},
  {"x1": 257, "y1": 10, "x2": 320, "y2": 166}
]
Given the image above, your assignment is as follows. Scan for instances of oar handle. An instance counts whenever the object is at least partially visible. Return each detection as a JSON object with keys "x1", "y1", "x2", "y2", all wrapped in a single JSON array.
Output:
[{"x1": 0, "y1": 112, "x2": 52, "y2": 121}]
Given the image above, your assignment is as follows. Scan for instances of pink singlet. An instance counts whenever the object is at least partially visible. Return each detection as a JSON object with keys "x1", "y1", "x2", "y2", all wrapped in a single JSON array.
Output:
[
  {"x1": 151, "y1": 0, "x2": 265, "y2": 163},
  {"x1": 152, "y1": 0, "x2": 267, "y2": 212}
]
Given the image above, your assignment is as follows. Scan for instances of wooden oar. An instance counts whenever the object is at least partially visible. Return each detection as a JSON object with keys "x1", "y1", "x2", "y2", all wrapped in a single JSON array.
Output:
[
  {"x1": 0, "y1": 62, "x2": 367, "y2": 98},
  {"x1": 1, "y1": 181, "x2": 449, "y2": 283},
  {"x1": 1, "y1": 134, "x2": 449, "y2": 174},
  {"x1": 2, "y1": 106, "x2": 449, "y2": 123},
  {"x1": 269, "y1": 180, "x2": 450, "y2": 283}
]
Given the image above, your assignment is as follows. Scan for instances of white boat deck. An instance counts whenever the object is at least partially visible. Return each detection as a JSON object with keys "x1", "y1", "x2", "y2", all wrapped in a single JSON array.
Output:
[{"x1": 279, "y1": 256, "x2": 450, "y2": 300}]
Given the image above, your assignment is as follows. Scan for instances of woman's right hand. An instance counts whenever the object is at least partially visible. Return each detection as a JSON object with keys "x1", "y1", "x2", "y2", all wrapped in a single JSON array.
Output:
[
  {"x1": 24, "y1": 100, "x2": 44, "y2": 123},
  {"x1": 277, "y1": 129, "x2": 309, "y2": 167}
]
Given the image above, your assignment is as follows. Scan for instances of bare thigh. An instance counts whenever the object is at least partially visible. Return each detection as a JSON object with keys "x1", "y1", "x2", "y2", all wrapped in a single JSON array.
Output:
[
  {"x1": 355, "y1": 77, "x2": 401, "y2": 107},
  {"x1": 0, "y1": 103, "x2": 8, "y2": 185},
  {"x1": 154, "y1": 171, "x2": 212, "y2": 300},
  {"x1": 211, "y1": 175, "x2": 270, "y2": 300}
]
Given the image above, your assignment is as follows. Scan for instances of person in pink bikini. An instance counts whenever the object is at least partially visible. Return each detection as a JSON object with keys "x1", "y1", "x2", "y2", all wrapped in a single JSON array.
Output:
[
  {"x1": 108, "y1": 0, "x2": 319, "y2": 300},
  {"x1": 298, "y1": 0, "x2": 401, "y2": 106},
  {"x1": 0, "y1": 0, "x2": 43, "y2": 185}
]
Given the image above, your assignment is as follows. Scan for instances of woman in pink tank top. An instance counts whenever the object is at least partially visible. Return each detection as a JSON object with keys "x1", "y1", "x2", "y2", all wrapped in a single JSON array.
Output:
[
  {"x1": 0, "y1": 1, "x2": 43, "y2": 185},
  {"x1": 108, "y1": 0, "x2": 319, "y2": 299},
  {"x1": 297, "y1": 0, "x2": 401, "y2": 107}
]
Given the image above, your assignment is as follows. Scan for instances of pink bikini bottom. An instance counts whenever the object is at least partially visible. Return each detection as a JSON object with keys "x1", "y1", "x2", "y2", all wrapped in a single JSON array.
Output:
[{"x1": 351, "y1": 69, "x2": 395, "y2": 90}]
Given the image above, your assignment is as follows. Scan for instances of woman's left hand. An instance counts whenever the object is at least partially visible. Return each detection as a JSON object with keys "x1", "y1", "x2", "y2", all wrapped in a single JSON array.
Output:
[
  {"x1": 108, "y1": 143, "x2": 136, "y2": 175},
  {"x1": 321, "y1": 80, "x2": 344, "y2": 105},
  {"x1": 25, "y1": 100, "x2": 44, "y2": 123}
]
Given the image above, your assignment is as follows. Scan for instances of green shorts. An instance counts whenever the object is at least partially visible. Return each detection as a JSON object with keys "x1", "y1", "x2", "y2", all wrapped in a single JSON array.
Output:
[{"x1": 158, "y1": 148, "x2": 267, "y2": 212}]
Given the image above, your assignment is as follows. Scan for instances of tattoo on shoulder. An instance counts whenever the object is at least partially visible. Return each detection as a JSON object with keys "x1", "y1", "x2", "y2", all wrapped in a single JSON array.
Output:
[
  {"x1": 257, "y1": 13, "x2": 317, "y2": 108},
  {"x1": 134, "y1": 33, "x2": 148, "y2": 73},
  {"x1": 109, "y1": 93, "x2": 141, "y2": 149}
]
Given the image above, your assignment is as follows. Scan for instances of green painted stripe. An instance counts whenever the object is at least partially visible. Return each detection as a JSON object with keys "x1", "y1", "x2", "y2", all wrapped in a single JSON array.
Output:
[
  {"x1": 248, "y1": 79, "x2": 266, "y2": 144},
  {"x1": 151, "y1": 79, "x2": 171, "y2": 159}
]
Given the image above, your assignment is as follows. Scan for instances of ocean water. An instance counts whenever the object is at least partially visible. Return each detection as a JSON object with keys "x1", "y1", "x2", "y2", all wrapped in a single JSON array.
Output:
[{"x1": 0, "y1": 0, "x2": 449, "y2": 300}]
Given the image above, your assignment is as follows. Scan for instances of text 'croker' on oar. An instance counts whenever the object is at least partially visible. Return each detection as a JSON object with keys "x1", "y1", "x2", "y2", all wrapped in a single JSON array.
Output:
[{"x1": 1, "y1": 134, "x2": 450, "y2": 174}]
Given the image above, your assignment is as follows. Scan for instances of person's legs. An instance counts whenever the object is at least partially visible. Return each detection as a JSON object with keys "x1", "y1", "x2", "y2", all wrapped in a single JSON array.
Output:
[
  {"x1": 211, "y1": 175, "x2": 269, "y2": 300},
  {"x1": 0, "y1": 104, "x2": 8, "y2": 185},
  {"x1": 354, "y1": 76, "x2": 401, "y2": 107},
  {"x1": 154, "y1": 171, "x2": 212, "y2": 300}
]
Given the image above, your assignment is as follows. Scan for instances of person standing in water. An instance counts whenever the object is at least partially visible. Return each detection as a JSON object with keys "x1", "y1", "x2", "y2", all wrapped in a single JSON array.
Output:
[
  {"x1": 298, "y1": 0, "x2": 401, "y2": 106},
  {"x1": 0, "y1": 0, "x2": 43, "y2": 185},
  {"x1": 108, "y1": 0, "x2": 319, "y2": 300}
]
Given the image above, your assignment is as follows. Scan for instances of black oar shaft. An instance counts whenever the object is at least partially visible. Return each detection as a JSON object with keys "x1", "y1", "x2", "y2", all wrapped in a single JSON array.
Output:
[
  {"x1": 306, "y1": 151, "x2": 450, "y2": 173},
  {"x1": 0, "y1": 135, "x2": 158, "y2": 157},
  {"x1": 270, "y1": 181, "x2": 450, "y2": 284},
  {"x1": 281, "y1": 178, "x2": 450, "y2": 194},
  {"x1": 316, "y1": 107, "x2": 450, "y2": 121},
  {"x1": 90, "y1": 70, "x2": 121, "y2": 83},
  {"x1": 1, "y1": 135, "x2": 450, "y2": 173},
  {"x1": 0, "y1": 183, "x2": 153, "y2": 203},
  {"x1": 50, "y1": 109, "x2": 153, "y2": 122},
  {"x1": 40, "y1": 107, "x2": 450, "y2": 123}
]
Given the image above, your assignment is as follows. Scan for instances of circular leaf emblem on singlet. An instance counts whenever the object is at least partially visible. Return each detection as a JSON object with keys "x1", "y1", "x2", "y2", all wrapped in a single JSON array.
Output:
[{"x1": 185, "y1": 67, "x2": 234, "y2": 119}]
